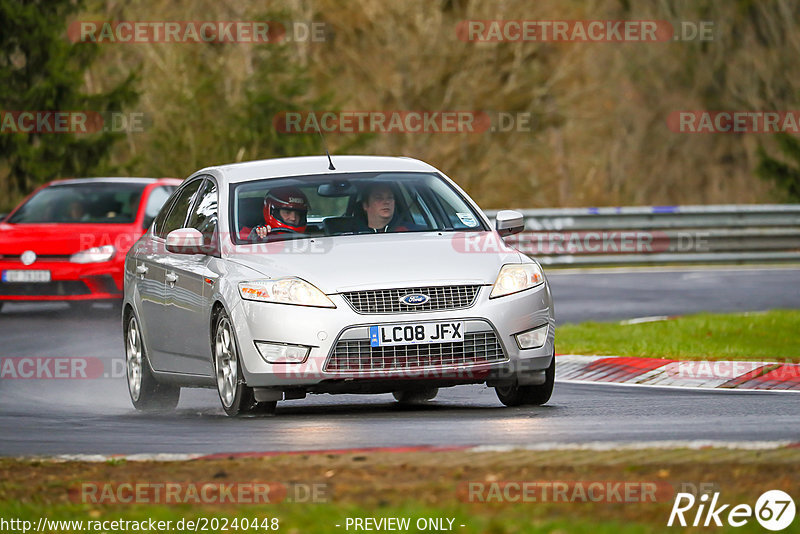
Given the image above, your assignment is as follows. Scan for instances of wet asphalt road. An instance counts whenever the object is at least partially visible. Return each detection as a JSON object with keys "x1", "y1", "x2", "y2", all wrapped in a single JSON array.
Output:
[{"x1": 1, "y1": 267, "x2": 798, "y2": 456}]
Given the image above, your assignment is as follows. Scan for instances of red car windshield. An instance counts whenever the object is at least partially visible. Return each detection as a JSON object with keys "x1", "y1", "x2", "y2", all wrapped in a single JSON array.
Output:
[{"x1": 7, "y1": 182, "x2": 147, "y2": 224}]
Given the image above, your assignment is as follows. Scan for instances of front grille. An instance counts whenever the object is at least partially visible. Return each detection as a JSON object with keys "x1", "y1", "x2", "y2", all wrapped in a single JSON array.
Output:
[
  {"x1": 342, "y1": 285, "x2": 481, "y2": 314},
  {"x1": 325, "y1": 332, "x2": 506, "y2": 372},
  {"x1": 0, "y1": 281, "x2": 91, "y2": 296}
]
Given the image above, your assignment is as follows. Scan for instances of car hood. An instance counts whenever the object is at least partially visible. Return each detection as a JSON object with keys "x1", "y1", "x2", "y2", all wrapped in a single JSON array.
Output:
[
  {"x1": 0, "y1": 223, "x2": 141, "y2": 256},
  {"x1": 226, "y1": 231, "x2": 524, "y2": 293}
]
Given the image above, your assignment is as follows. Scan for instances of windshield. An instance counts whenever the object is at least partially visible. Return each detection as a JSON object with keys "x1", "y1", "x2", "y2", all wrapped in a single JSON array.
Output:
[
  {"x1": 7, "y1": 182, "x2": 147, "y2": 224},
  {"x1": 230, "y1": 172, "x2": 486, "y2": 243}
]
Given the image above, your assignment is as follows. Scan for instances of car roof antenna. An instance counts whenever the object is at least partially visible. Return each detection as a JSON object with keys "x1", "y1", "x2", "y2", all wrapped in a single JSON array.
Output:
[{"x1": 311, "y1": 113, "x2": 336, "y2": 170}]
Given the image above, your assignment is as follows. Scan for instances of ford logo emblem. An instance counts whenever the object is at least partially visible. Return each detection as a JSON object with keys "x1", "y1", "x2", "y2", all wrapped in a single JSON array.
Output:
[{"x1": 399, "y1": 293, "x2": 429, "y2": 306}]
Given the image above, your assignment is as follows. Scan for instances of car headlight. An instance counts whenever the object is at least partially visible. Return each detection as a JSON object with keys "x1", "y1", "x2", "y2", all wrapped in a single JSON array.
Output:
[
  {"x1": 70, "y1": 245, "x2": 116, "y2": 264},
  {"x1": 490, "y1": 263, "x2": 544, "y2": 298},
  {"x1": 238, "y1": 278, "x2": 336, "y2": 308}
]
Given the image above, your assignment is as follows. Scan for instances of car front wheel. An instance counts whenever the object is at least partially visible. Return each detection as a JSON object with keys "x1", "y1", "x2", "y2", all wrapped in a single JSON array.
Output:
[
  {"x1": 125, "y1": 314, "x2": 180, "y2": 411},
  {"x1": 495, "y1": 355, "x2": 555, "y2": 407},
  {"x1": 213, "y1": 309, "x2": 276, "y2": 417}
]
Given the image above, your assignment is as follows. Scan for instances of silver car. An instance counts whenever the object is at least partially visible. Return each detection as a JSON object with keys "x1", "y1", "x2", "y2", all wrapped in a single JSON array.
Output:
[{"x1": 123, "y1": 156, "x2": 555, "y2": 416}]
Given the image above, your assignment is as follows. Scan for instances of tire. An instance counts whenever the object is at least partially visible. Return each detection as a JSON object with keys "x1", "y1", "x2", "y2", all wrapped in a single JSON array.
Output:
[
  {"x1": 495, "y1": 355, "x2": 555, "y2": 407},
  {"x1": 125, "y1": 314, "x2": 180, "y2": 412},
  {"x1": 213, "y1": 308, "x2": 277, "y2": 417},
  {"x1": 393, "y1": 388, "x2": 439, "y2": 403}
]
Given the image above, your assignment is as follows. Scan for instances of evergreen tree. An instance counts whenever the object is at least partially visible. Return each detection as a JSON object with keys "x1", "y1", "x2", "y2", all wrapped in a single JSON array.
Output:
[
  {"x1": 756, "y1": 133, "x2": 800, "y2": 201},
  {"x1": 0, "y1": 0, "x2": 137, "y2": 210}
]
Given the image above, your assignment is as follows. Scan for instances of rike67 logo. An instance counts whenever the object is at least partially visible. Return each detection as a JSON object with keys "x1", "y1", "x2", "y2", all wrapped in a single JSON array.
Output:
[{"x1": 668, "y1": 490, "x2": 795, "y2": 530}]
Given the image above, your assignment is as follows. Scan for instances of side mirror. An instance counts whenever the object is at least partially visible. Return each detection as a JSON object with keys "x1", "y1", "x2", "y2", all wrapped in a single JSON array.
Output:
[
  {"x1": 166, "y1": 228, "x2": 207, "y2": 254},
  {"x1": 495, "y1": 210, "x2": 524, "y2": 237}
]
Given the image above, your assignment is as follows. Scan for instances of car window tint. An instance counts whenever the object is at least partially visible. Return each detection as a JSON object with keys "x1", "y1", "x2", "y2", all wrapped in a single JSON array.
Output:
[
  {"x1": 142, "y1": 186, "x2": 174, "y2": 229},
  {"x1": 151, "y1": 192, "x2": 177, "y2": 237},
  {"x1": 306, "y1": 190, "x2": 349, "y2": 218},
  {"x1": 397, "y1": 185, "x2": 436, "y2": 228},
  {"x1": 231, "y1": 172, "x2": 485, "y2": 243},
  {"x1": 425, "y1": 177, "x2": 482, "y2": 230},
  {"x1": 156, "y1": 180, "x2": 203, "y2": 238},
  {"x1": 7, "y1": 183, "x2": 146, "y2": 224},
  {"x1": 187, "y1": 179, "x2": 218, "y2": 246}
]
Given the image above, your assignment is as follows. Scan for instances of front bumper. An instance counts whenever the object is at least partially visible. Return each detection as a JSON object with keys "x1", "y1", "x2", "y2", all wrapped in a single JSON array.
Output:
[
  {"x1": 231, "y1": 283, "x2": 555, "y2": 390},
  {"x1": 0, "y1": 260, "x2": 123, "y2": 301}
]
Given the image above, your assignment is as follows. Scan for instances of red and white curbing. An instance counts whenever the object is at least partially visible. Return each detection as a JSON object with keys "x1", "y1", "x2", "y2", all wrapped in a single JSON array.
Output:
[{"x1": 556, "y1": 354, "x2": 800, "y2": 391}]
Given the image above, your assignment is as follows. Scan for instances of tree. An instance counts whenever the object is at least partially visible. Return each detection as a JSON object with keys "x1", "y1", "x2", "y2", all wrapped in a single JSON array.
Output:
[
  {"x1": 756, "y1": 133, "x2": 800, "y2": 201},
  {"x1": 0, "y1": 0, "x2": 137, "y2": 210}
]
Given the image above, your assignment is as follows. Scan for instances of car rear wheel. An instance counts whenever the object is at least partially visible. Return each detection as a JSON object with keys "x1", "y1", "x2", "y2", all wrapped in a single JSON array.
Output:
[
  {"x1": 213, "y1": 309, "x2": 277, "y2": 417},
  {"x1": 125, "y1": 314, "x2": 180, "y2": 411},
  {"x1": 393, "y1": 388, "x2": 439, "y2": 403},
  {"x1": 495, "y1": 355, "x2": 555, "y2": 407}
]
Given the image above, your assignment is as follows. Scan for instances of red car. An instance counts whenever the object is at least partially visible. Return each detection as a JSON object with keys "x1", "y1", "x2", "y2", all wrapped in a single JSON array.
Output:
[{"x1": 0, "y1": 177, "x2": 181, "y2": 311}]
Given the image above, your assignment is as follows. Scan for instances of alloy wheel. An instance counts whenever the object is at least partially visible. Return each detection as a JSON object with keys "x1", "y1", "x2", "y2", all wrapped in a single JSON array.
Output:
[
  {"x1": 126, "y1": 317, "x2": 143, "y2": 401},
  {"x1": 215, "y1": 316, "x2": 238, "y2": 408}
]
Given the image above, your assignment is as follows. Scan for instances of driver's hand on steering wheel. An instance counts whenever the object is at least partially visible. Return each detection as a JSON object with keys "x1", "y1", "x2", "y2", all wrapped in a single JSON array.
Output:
[{"x1": 253, "y1": 225, "x2": 269, "y2": 238}]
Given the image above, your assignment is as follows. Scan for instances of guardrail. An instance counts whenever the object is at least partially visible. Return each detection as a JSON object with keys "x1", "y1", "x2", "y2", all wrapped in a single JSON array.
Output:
[{"x1": 483, "y1": 205, "x2": 800, "y2": 266}]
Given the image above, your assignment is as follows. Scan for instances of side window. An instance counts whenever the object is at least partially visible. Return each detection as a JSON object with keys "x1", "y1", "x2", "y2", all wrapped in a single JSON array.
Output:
[
  {"x1": 142, "y1": 186, "x2": 175, "y2": 229},
  {"x1": 150, "y1": 192, "x2": 178, "y2": 237},
  {"x1": 187, "y1": 179, "x2": 218, "y2": 246},
  {"x1": 155, "y1": 180, "x2": 203, "y2": 239}
]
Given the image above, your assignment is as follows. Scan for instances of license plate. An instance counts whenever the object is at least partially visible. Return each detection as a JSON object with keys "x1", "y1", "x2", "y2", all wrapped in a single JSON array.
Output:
[
  {"x1": 1, "y1": 270, "x2": 51, "y2": 283},
  {"x1": 370, "y1": 321, "x2": 465, "y2": 347}
]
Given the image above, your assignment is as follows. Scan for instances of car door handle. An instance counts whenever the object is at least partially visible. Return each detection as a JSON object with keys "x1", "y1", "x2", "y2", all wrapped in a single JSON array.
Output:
[
  {"x1": 165, "y1": 272, "x2": 179, "y2": 284},
  {"x1": 135, "y1": 265, "x2": 148, "y2": 275}
]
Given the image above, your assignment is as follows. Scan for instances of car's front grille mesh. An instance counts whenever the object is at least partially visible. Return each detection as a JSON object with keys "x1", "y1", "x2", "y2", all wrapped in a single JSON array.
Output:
[
  {"x1": 0, "y1": 281, "x2": 90, "y2": 296},
  {"x1": 325, "y1": 332, "x2": 506, "y2": 372},
  {"x1": 342, "y1": 285, "x2": 481, "y2": 314}
]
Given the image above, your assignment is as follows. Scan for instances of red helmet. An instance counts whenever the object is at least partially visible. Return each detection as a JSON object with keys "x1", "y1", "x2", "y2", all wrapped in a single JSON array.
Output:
[{"x1": 263, "y1": 187, "x2": 310, "y2": 233}]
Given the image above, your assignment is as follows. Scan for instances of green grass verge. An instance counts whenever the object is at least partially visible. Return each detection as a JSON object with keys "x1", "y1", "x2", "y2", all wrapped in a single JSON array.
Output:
[
  {"x1": 557, "y1": 310, "x2": 800, "y2": 362},
  {"x1": 2, "y1": 449, "x2": 796, "y2": 533}
]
